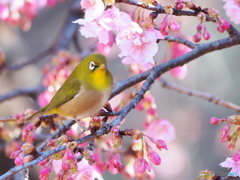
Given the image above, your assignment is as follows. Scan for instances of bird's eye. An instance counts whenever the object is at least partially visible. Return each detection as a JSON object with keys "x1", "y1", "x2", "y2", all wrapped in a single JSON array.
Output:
[{"x1": 89, "y1": 61, "x2": 96, "y2": 70}]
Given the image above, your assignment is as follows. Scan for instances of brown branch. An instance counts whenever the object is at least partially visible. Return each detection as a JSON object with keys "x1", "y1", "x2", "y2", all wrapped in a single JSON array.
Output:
[{"x1": 159, "y1": 78, "x2": 240, "y2": 113}]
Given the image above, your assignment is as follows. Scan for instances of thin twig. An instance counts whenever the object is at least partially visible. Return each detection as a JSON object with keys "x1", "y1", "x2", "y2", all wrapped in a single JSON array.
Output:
[
  {"x1": 117, "y1": 0, "x2": 214, "y2": 21},
  {"x1": 0, "y1": 85, "x2": 45, "y2": 104},
  {"x1": 164, "y1": 36, "x2": 197, "y2": 49},
  {"x1": 159, "y1": 78, "x2": 240, "y2": 113},
  {"x1": 0, "y1": 47, "x2": 54, "y2": 72}
]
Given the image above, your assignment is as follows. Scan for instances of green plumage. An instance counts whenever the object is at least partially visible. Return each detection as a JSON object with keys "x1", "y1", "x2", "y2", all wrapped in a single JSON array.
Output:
[{"x1": 27, "y1": 54, "x2": 113, "y2": 121}]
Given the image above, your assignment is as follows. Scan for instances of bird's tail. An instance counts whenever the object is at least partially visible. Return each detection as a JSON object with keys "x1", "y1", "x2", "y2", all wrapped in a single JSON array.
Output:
[{"x1": 27, "y1": 108, "x2": 46, "y2": 122}]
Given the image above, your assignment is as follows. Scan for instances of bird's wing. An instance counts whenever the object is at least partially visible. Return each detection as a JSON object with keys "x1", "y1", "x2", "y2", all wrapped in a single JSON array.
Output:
[{"x1": 44, "y1": 78, "x2": 81, "y2": 112}]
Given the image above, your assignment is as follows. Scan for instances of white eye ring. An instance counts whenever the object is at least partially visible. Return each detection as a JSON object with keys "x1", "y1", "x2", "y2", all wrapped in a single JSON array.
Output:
[{"x1": 89, "y1": 61, "x2": 95, "y2": 70}]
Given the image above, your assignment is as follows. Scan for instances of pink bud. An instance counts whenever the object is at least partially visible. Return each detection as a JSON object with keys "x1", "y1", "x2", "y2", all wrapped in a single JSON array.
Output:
[
  {"x1": 161, "y1": 27, "x2": 169, "y2": 36},
  {"x1": 210, "y1": 117, "x2": 220, "y2": 125},
  {"x1": 25, "y1": 123, "x2": 34, "y2": 132},
  {"x1": 176, "y1": 3, "x2": 184, "y2": 9},
  {"x1": 40, "y1": 165, "x2": 52, "y2": 177},
  {"x1": 10, "y1": 150, "x2": 22, "y2": 159},
  {"x1": 219, "y1": 17, "x2": 230, "y2": 30},
  {"x1": 155, "y1": 139, "x2": 168, "y2": 150},
  {"x1": 169, "y1": 19, "x2": 180, "y2": 32},
  {"x1": 116, "y1": 164, "x2": 124, "y2": 173},
  {"x1": 228, "y1": 143, "x2": 235, "y2": 151},
  {"x1": 197, "y1": 23, "x2": 203, "y2": 32},
  {"x1": 47, "y1": 139, "x2": 56, "y2": 146},
  {"x1": 217, "y1": 23, "x2": 225, "y2": 33},
  {"x1": 102, "y1": 162, "x2": 110, "y2": 170},
  {"x1": 62, "y1": 162, "x2": 70, "y2": 171},
  {"x1": 161, "y1": 15, "x2": 168, "y2": 30},
  {"x1": 39, "y1": 158, "x2": 50, "y2": 166},
  {"x1": 65, "y1": 149, "x2": 74, "y2": 160},
  {"x1": 14, "y1": 154, "x2": 24, "y2": 166},
  {"x1": 136, "y1": 102, "x2": 144, "y2": 111},
  {"x1": 111, "y1": 126, "x2": 120, "y2": 137},
  {"x1": 113, "y1": 153, "x2": 122, "y2": 168},
  {"x1": 193, "y1": 32, "x2": 201, "y2": 43},
  {"x1": 147, "y1": 108, "x2": 156, "y2": 116},
  {"x1": 221, "y1": 124, "x2": 230, "y2": 142},
  {"x1": 28, "y1": 133, "x2": 36, "y2": 143},
  {"x1": 134, "y1": 158, "x2": 151, "y2": 174},
  {"x1": 147, "y1": 151, "x2": 161, "y2": 165},
  {"x1": 203, "y1": 28, "x2": 211, "y2": 40},
  {"x1": 232, "y1": 151, "x2": 240, "y2": 162}
]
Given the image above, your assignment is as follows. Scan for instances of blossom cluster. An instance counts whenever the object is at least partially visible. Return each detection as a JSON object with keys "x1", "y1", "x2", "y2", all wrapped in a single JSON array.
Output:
[
  {"x1": 210, "y1": 115, "x2": 240, "y2": 176},
  {"x1": 74, "y1": 0, "x2": 166, "y2": 69},
  {"x1": 0, "y1": 0, "x2": 63, "y2": 30}
]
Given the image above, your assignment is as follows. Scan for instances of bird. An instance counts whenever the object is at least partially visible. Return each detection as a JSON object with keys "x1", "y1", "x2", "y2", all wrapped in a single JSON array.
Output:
[{"x1": 27, "y1": 54, "x2": 113, "y2": 128}]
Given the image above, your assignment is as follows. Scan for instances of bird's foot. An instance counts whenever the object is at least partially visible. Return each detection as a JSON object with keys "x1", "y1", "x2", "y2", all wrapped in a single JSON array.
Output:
[{"x1": 73, "y1": 118, "x2": 89, "y2": 134}]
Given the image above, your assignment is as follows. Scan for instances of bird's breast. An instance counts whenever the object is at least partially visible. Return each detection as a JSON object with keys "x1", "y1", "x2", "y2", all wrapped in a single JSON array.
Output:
[{"x1": 55, "y1": 85, "x2": 112, "y2": 119}]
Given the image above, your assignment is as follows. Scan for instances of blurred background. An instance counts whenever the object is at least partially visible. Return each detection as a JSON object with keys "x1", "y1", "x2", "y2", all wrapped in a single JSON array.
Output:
[{"x1": 0, "y1": 0, "x2": 240, "y2": 179}]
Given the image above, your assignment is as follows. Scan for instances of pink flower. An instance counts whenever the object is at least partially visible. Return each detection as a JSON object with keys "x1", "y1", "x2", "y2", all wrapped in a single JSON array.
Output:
[
  {"x1": 74, "y1": 7, "x2": 133, "y2": 45},
  {"x1": 220, "y1": 157, "x2": 240, "y2": 176},
  {"x1": 223, "y1": 0, "x2": 240, "y2": 24},
  {"x1": 81, "y1": 0, "x2": 104, "y2": 21},
  {"x1": 119, "y1": 28, "x2": 164, "y2": 69},
  {"x1": 96, "y1": 32, "x2": 115, "y2": 55},
  {"x1": 98, "y1": 7, "x2": 132, "y2": 31},
  {"x1": 74, "y1": 19, "x2": 109, "y2": 45},
  {"x1": 145, "y1": 119, "x2": 176, "y2": 142},
  {"x1": 134, "y1": 158, "x2": 151, "y2": 174}
]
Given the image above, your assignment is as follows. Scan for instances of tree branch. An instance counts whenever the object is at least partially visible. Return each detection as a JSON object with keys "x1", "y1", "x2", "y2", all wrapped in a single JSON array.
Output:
[
  {"x1": 164, "y1": 35, "x2": 197, "y2": 49},
  {"x1": 159, "y1": 78, "x2": 240, "y2": 113},
  {"x1": 0, "y1": 85, "x2": 45, "y2": 103},
  {"x1": 1, "y1": 30, "x2": 240, "y2": 179},
  {"x1": 0, "y1": 47, "x2": 54, "y2": 72},
  {"x1": 117, "y1": 0, "x2": 214, "y2": 21}
]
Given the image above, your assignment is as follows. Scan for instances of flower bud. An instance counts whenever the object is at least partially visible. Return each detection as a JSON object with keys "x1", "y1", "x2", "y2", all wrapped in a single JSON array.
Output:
[
  {"x1": 169, "y1": 19, "x2": 180, "y2": 32},
  {"x1": 147, "y1": 151, "x2": 161, "y2": 165},
  {"x1": 134, "y1": 158, "x2": 151, "y2": 174},
  {"x1": 193, "y1": 32, "x2": 201, "y2": 43},
  {"x1": 102, "y1": 161, "x2": 110, "y2": 170},
  {"x1": 21, "y1": 143, "x2": 34, "y2": 154}
]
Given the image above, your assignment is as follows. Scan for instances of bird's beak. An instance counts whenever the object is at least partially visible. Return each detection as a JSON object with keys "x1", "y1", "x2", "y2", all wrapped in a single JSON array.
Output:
[{"x1": 99, "y1": 64, "x2": 107, "y2": 70}]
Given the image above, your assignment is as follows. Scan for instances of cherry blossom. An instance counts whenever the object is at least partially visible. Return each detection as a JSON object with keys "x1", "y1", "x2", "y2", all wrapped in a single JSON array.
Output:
[
  {"x1": 220, "y1": 157, "x2": 240, "y2": 176},
  {"x1": 223, "y1": 0, "x2": 240, "y2": 24},
  {"x1": 0, "y1": 0, "x2": 62, "y2": 29},
  {"x1": 119, "y1": 28, "x2": 164, "y2": 69},
  {"x1": 145, "y1": 119, "x2": 176, "y2": 142},
  {"x1": 81, "y1": 0, "x2": 104, "y2": 22}
]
